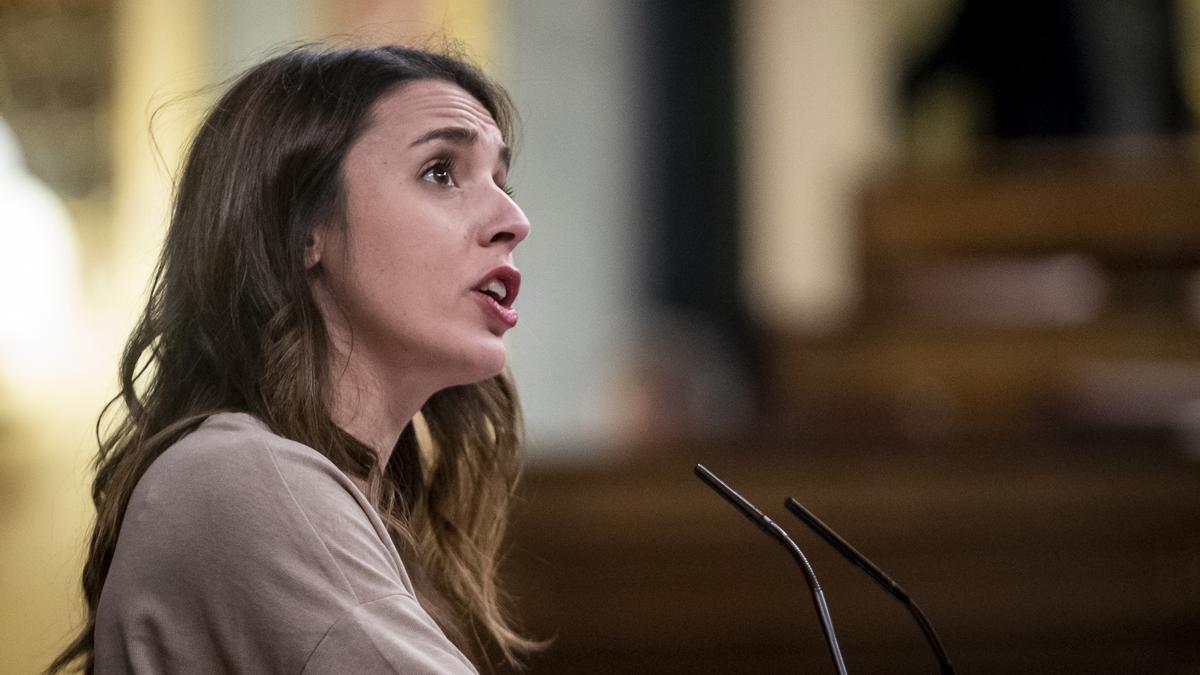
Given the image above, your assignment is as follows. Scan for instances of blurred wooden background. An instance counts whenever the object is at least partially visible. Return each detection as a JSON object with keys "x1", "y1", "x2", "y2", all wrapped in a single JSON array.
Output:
[
  {"x1": 505, "y1": 443, "x2": 1199, "y2": 674},
  {"x1": 502, "y1": 146, "x2": 1200, "y2": 674}
]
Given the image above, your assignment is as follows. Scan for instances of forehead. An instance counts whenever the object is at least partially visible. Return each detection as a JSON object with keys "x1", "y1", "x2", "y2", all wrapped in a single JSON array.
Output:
[{"x1": 363, "y1": 79, "x2": 502, "y2": 146}]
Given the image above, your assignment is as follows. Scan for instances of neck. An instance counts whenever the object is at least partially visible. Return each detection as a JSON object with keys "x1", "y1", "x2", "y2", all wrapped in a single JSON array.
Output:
[
  {"x1": 311, "y1": 276, "x2": 443, "y2": 470},
  {"x1": 325, "y1": 335, "x2": 434, "y2": 470}
]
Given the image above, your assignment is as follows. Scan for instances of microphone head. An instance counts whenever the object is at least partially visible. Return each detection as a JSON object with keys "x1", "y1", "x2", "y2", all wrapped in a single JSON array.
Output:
[{"x1": 694, "y1": 464, "x2": 774, "y2": 531}]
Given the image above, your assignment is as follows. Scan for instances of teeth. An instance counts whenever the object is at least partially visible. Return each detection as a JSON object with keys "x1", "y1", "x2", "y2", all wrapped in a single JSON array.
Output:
[{"x1": 484, "y1": 278, "x2": 507, "y2": 302}]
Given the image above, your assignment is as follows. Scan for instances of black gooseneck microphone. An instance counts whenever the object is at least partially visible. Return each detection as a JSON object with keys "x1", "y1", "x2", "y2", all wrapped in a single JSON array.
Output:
[
  {"x1": 694, "y1": 464, "x2": 848, "y2": 675},
  {"x1": 784, "y1": 498, "x2": 955, "y2": 674}
]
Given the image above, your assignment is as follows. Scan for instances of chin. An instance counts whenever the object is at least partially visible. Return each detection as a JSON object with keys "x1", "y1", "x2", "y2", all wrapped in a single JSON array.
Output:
[{"x1": 449, "y1": 341, "x2": 508, "y2": 386}]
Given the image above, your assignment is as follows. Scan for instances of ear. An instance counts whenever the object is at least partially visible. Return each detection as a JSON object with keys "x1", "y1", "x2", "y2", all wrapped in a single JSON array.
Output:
[{"x1": 304, "y1": 227, "x2": 325, "y2": 270}]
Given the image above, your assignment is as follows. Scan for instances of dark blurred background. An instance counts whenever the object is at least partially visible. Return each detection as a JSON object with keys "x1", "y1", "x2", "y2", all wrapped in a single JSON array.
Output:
[{"x1": 1, "y1": 1, "x2": 1198, "y2": 673}]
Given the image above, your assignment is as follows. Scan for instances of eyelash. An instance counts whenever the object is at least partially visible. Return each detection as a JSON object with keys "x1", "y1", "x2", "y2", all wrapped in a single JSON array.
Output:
[
  {"x1": 422, "y1": 157, "x2": 515, "y2": 197},
  {"x1": 422, "y1": 158, "x2": 456, "y2": 187}
]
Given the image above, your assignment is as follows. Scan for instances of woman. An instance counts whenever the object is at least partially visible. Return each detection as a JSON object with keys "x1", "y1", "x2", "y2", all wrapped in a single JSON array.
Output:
[{"x1": 49, "y1": 44, "x2": 538, "y2": 673}]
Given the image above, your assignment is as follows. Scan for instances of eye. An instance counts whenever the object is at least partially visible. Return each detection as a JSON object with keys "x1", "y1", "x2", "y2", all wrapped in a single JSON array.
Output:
[
  {"x1": 421, "y1": 159, "x2": 456, "y2": 187},
  {"x1": 495, "y1": 172, "x2": 514, "y2": 197}
]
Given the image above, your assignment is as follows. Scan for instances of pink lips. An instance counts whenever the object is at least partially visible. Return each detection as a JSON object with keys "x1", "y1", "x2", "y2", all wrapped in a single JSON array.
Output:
[{"x1": 472, "y1": 265, "x2": 521, "y2": 329}]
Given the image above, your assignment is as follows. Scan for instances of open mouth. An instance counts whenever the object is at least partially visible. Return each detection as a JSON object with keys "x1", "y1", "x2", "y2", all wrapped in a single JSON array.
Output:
[
  {"x1": 479, "y1": 278, "x2": 509, "y2": 305},
  {"x1": 474, "y1": 267, "x2": 521, "y2": 308}
]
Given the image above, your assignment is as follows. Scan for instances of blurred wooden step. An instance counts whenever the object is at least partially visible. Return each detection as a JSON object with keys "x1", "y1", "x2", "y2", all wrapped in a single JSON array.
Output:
[{"x1": 502, "y1": 443, "x2": 1200, "y2": 674}]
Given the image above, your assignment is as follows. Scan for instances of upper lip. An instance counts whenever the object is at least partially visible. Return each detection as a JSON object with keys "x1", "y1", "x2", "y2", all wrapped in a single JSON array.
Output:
[{"x1": 473, "y1": 265, "x2": 521, "y2": 308}]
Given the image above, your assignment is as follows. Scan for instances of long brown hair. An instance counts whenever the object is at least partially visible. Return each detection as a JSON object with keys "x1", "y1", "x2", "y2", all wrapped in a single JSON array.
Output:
[{"x1": 50, "y1": 44, "x2": 538, "y2": 673}]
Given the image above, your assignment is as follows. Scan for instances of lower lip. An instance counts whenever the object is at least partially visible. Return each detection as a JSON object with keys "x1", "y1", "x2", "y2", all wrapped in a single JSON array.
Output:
[{"x1": 474, "y1": 291, "x2": 519, "y2": 329}]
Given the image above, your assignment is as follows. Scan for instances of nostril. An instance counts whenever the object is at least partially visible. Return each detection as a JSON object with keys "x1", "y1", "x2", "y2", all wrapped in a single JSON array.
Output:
[{"x1": 490, "y1": 231, "x2": 516, "y2": 244}]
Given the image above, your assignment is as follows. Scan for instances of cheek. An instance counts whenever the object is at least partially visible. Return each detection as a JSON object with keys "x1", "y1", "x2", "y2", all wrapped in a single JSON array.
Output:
[
  {"x1": 346, "y1": 226, "x2": 447, "y2": 319},
  {"x1": 339, "y1": 184, "x2": 470, "y2": 308}
]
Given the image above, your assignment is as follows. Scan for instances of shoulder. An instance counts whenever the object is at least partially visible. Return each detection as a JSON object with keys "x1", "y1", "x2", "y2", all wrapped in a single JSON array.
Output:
[
  {"x1": 122, "y1": 412, "x2": 381, "y2": 565},
  {"x1": 128, "y1": 412, "x2": 378, "y2": 543},
  {"x1": 113, "y1": 414, "x2": 354, "y2": 570},
  {"x1": 142, "y1": 412, "x2": 347, "y2": 507},
  {"x1": 96, "y1": 413, "x2": 420, "y2": 672}
]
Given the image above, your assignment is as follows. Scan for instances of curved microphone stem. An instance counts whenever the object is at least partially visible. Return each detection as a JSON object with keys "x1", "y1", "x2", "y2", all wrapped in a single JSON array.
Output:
[
  {"x1": 694, "y1": 465, "x2": 848, "y2": 675},
  {"x1": 784, "y1": 498, "x2": 954, "y2": 675}
]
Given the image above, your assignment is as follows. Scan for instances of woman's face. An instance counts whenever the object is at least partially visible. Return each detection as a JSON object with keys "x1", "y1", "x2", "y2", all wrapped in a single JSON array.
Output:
[{"x1": 311, "y1": 79, "x2": 530, "y2": 394}]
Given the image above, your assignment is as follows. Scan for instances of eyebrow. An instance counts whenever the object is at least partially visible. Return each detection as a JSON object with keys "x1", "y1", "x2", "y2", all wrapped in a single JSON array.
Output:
[{"x1": 410, "y1": 126, "x2": 512, "y2": 169}]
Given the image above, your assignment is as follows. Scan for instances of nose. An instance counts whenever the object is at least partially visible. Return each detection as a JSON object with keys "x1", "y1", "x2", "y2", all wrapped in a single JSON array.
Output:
[{"x1": 480, "y1": 190, "x2": 530, "y2": 250}]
